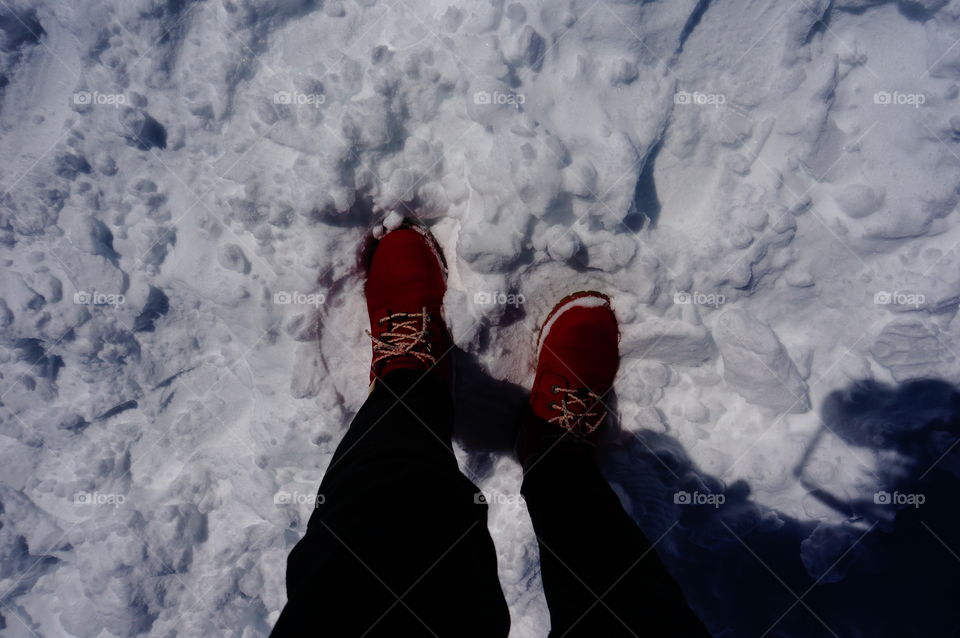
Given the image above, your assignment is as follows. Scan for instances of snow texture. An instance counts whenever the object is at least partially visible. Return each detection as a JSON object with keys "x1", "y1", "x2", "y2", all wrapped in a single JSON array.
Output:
[{"x1": 1, "y1": 0, "x2": 960, "y2": 636}]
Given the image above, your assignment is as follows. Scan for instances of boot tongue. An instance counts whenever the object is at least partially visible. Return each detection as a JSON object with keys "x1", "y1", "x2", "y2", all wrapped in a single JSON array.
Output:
[
  {"x1": 570, "y1": 387, "x2": 591, "y2": 402},
  {"x1": 367, "y1": 305, "x2": 455, "y2": 389},
  {"x1": 532, "y1": 372, "x2": 600, "y2": 432},
  {"x1": 369, "y1": 308, "x2": 433, "y2": 372},
  {"x1": 552, "y1": 385, "x2": 606, "y2": 435}
]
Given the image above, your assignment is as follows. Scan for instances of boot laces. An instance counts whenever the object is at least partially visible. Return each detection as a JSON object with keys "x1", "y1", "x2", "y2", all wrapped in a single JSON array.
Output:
[
  {"x1": 548, "y1": 386, "x2": 607, "y2": 435},
  {"x1": 366, "y1": 308, "x2": 437, "y2": 368}
]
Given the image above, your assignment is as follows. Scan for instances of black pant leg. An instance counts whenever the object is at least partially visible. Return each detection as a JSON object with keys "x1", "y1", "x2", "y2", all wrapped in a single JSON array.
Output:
[
  {"x1": 521, "y1": 435, "x2": 710, "y2": 638},
  {"x1": 273, "y1": 369, "x2": 510, "y2": 638}
]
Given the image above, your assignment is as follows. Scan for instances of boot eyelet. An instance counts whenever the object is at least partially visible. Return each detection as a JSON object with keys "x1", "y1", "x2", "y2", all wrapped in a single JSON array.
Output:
[
  {"x1": 548, "y1": 402, "x2": 559, "y2": 410},
  {"x1": 550, "y1": 384, "x2": 560, "y2": 394}
]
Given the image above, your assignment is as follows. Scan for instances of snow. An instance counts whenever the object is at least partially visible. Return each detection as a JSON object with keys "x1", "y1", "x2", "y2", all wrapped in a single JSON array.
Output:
[
  {"x1": 713, "y1": 308, "x2": 811, "y2": 414},
  {"x1": 1, "y1": 0, "x2": 960, "y2": 636}
]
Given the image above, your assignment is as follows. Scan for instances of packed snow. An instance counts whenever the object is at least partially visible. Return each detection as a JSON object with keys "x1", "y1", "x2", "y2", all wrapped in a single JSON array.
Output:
[{"x1": 2, "y1": 0, "x2": 960, "y2": 635}]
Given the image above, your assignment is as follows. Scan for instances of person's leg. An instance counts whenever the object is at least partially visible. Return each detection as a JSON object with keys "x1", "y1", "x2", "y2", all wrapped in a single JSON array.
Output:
[
  {"x1": 518, "y1": 292, "x2": 709, "y2": 637},
  {"x1": 273, "y1": 369, "x2": 510, "y2": 637},
  {"x1": 521, "y1": 432, "x2": 710, "y2": 637},
  {"x1": 273, "y1": 224, "x2": 509, "y2": 637}
]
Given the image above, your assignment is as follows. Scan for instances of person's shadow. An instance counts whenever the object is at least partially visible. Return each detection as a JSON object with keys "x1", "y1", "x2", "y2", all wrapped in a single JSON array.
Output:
[
  {"x1": 450, "y1": 347, "x2": 528, "y2": 481},
  {"x1": 599, "y1": 378, "x2": 960, "y2": 637},
  {"x1": 453, "y1": 358, "x2": 960, "y2": 638}
]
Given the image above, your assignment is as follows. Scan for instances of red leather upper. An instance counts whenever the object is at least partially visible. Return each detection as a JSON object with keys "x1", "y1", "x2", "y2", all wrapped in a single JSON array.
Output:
[
  {"x1": 529, "y1": 292, "x2": 619, "y2": 439},
  {"x1": 365, "y1": 226, "x2": 452, "y2": 387}
]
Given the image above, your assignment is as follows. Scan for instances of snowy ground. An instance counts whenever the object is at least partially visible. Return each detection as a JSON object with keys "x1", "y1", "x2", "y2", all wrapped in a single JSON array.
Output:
[{"x1": 2, "y1": 0, "x2": 960, "y2": 636}]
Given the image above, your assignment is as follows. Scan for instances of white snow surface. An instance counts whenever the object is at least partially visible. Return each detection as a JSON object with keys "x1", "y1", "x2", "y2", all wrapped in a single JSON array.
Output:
[{"x1": 1, "y1": 0, "x2": 960, "y2": 636}]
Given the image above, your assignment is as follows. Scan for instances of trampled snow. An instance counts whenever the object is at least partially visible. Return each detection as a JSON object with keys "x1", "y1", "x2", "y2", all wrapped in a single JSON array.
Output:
[{"x1": 1, "y1": 0, "x2": 960, "y2": 636}]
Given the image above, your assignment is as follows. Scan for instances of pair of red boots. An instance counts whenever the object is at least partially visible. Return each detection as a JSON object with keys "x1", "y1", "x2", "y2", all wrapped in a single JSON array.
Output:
[{"x1": 364, "y1": 224, "x2": 618, "y2": 463}]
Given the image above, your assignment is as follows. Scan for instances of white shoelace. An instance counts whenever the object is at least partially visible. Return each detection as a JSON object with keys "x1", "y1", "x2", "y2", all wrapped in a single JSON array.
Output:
[{"x1": 366, "y1": 309, "x2": 437, "y2": 367}]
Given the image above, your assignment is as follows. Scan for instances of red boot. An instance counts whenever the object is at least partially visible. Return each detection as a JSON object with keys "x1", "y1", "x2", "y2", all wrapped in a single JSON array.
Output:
[
  {"x1": 364, "y1": 223, "x2": 453, "y2": 389},
  {"x1": 518, "y1": 291, "x2": 620, "y2": 465}
]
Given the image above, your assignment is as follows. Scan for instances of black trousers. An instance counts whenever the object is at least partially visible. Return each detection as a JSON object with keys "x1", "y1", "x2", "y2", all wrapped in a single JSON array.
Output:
[{"x1": 272, "y1": 370, "x2": 710, "y2": 637}]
